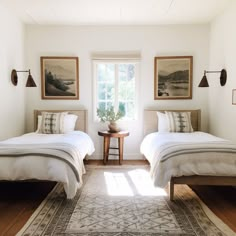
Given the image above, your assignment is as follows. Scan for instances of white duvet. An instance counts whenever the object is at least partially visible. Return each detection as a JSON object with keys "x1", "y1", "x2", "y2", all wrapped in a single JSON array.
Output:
[
  {"x1": 0, "y1": 131, "x2": 95, "y2": 199},
  {"x1": 140, "y1": 131, "x2": 236, "y2": 188}
]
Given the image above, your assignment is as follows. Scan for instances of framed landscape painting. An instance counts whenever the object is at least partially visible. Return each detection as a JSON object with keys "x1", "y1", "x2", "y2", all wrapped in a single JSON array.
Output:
[
  {"x1": 41, "y1": 56, "x2": 79, "y2": 99},
  {"x1": 154, "y1": 56, "x2": 193, "y2": 100}
]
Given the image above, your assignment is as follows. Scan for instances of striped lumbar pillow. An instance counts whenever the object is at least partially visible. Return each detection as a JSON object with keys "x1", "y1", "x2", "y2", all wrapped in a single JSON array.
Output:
[
  {"x1": 165, "y1": 111, "x2": 193, "y2": 133},
  {"x1": 40, "y1": 112, "x2": 68, "y2": 134}
]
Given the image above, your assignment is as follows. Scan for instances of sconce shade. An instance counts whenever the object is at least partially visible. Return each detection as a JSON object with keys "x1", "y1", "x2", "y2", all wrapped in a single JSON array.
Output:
[
  {"x1": 26, "y1": 72, "x2": 37, "y2": 87},
  {"x1": 198, "y1": 75, "x2": 209, "y2": 87},
  {"x1": 11, "y1": 69, "x2": 37, "y2": 87}
]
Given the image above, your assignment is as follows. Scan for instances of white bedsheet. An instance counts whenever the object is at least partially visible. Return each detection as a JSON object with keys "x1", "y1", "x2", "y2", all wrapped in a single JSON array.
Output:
[
  {"x1": 0, "y1": 131, "x2": 95, "y2": 199},
  {"x1": 140, "y1": 131, "x2": 236, "y2": 188}
]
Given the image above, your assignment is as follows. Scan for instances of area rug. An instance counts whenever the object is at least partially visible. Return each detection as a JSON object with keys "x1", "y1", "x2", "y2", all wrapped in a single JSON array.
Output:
[{"x1": 17, "y1": 166, "x2": 235, "y2": 236}]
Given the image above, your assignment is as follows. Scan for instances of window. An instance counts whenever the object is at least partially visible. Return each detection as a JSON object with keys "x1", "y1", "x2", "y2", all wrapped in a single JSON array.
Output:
[{"x1": 94, "y1": 60, "x2": 139, "y2": 120}]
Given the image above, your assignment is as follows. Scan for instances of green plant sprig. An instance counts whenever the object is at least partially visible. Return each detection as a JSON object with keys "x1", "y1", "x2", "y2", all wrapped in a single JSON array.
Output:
[{"x1": 97, "y1": 106, "x2": 125, "y2": 122}]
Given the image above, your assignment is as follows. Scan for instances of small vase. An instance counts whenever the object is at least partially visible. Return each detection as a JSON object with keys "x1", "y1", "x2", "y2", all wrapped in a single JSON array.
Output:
[{"x1": 108, "y1": 121, "x2": 120, "y2": 133}]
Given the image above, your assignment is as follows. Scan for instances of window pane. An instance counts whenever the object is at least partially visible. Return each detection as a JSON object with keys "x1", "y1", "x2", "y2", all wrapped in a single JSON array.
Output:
[
  {"x1": 107, "y1": 102, "x2": 113, "y2": 109},
  {"x1": 98, "y1": 83, "x2": 106, "y2": 100},
  {"x1": 118, "y1": 102, "x2": 126, "y2": 115},
  {"x1": 119, "y1": 64, "x2": 135, "y2": 81},
  {"x1": 127, "y1": 64, "x2": 135, "y2": 80},
  {"x1": 118, "y1": 64, "x2": 127, "y2": 81},
  {"x1": 119, "y1": 81, "x2": 135, "y2": 100},
  {"x1": 97, "y1": 82, "x2": 115, "y2": 100},
  {"x1": 98, "y1": 102, "x2": 106, "y2": 110},
  {"x1": 107, "y1": 83, "x2": 114, "y2": 100},
  {"x1": 98, "y1": 64, "x2": 115, "y2": 82},
  {"x1": 98, "y1": 102, "x2": 114, "y2": 110},
  {"x1": 125, "y1": 102, "x2": 135, "y2": 119}
]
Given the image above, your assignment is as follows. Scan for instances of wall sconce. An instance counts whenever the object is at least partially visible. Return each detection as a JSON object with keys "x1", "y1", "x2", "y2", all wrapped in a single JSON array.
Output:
[
  {"x1": 198, "y1": 69, "x2": 227, "y2": 87},
  {"x1": 11, "y1": 69, "x2": 37, "y2": 87}
]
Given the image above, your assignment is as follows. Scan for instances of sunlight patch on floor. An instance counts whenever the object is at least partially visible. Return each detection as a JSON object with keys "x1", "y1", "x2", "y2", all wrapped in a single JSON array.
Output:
[
  {"x1": 104, "y1": 169, "x2": 167, "y2": 197},
  {"x1": 128, "y1": 169, "x2": 167, "y2": 196},
  {"x1": 104, "y1": 172, "x2": 134, "y2": 196}
]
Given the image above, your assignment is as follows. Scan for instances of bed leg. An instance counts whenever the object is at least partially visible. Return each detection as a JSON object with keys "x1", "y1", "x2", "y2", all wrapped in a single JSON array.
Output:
[{"x1": 169, "y1": 179, "x2": 174, "y2": 201}]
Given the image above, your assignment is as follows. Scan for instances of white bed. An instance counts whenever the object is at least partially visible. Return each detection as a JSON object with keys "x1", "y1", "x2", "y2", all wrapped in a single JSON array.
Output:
[
  {"x1": 0, "y1": 110, "x2": 95, "y2": 199},
  {"x1": 141, "y1": 109, "x2": 236, "y2": 200}
]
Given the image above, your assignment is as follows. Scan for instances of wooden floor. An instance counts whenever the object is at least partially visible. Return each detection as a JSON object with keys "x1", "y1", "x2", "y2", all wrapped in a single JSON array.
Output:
[
  {"x1": 0, "y1": 181, "x2": 56, "y2": 236},
  {"x1": 190, "y1": 185, "x2": 236, "y2": 232},
  {"x1": 0, "y1": 160, "x2": 235, "y2": 235}
]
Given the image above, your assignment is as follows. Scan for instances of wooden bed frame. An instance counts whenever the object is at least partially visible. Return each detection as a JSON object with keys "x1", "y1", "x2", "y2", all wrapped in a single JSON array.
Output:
[
  {"x1": 34, "y1": 109, "x2": 88, "y2": 133},
  {"x1": 143, "y1": 109, "x2": 236, "y2": 200}
]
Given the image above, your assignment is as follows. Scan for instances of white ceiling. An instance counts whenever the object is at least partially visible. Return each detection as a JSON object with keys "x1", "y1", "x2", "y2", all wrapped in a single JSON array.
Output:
[{"x1": 0, "y1": 0, "x2": 232, "y2": 25}]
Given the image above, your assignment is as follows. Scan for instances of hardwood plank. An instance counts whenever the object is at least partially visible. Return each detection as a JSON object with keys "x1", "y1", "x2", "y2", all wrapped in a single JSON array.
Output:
[{"x1": 4, "y1": 205, "x2": 41, "y2": 236}]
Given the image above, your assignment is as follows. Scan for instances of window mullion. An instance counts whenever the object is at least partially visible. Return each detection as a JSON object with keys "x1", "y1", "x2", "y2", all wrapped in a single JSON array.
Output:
[
  {"x1": 105, "y1": 65, "x2": 108, "y2": 109},
  {"x1": 115, "y1": 64, "x2": 119, "y2": 110}
]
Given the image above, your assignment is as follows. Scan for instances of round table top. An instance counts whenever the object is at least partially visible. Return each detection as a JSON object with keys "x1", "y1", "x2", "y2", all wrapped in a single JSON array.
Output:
[{"x1": 98, "y1": 130, "x2": 129, "y2": 138}]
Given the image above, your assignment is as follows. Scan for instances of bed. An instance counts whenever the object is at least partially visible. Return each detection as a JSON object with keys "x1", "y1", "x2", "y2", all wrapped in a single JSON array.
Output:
[
  {"x1": 0, "y1": 109, "x2": 95, "y2": 199},
  {"x1": 140, "y1": 109, "x2": 236, "y2": 200}
]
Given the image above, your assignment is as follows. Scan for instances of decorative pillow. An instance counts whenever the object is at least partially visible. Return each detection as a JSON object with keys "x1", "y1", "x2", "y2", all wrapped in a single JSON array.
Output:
[
  {"x1": 36, "y1": 115, "x2": 42, "y2": 133},
  {"x1": 156, "y1": 112, "x2": 169, "y2": 132},
  {"x1": 165, "y1": 111, "x2": 193, "y2": 133},
  {"x1": 63, "y1": 114, "x2": 78, "y2": 133},
  {"x1": 39, "y1": 112, "x2": 68, "y2": 134}
]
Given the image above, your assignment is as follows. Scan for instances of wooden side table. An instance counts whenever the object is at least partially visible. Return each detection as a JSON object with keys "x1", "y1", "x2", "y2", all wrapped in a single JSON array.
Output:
[{"x1": 98, "y1": 130, "x2": 129, "y2": 165}]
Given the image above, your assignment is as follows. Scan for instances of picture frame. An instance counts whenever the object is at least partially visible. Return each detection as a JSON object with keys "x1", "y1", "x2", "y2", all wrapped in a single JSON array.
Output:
[
  {"x1": 232, "y1": 89, "x2": 236, "y2": 105},
  {"x1": 154, "y1": 56, "x2": 193, "y2": 100},
  {"x1": 40, "y1": 56, "x2": 79, "y2": 99}
]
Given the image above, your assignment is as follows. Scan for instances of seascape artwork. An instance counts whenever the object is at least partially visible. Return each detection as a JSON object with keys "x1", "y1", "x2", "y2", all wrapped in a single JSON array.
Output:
[
  {"x1": 41, "y1": 57, "x2": 79, "y2": 99},
  {"x1": 154, "y1": 56, "x2": 192, "y2": 100}
]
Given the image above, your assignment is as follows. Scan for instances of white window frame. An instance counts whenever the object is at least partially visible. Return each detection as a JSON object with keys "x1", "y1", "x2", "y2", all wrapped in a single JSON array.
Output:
[{"x1": 93, "y1": 59, "x2": 139, "y2": 121}]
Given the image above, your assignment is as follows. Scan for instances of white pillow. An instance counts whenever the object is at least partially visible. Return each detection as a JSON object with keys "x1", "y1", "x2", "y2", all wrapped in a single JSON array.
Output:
[
  {"x1": 36, "y1": 115, "x2": 42, "y2": 133},
  {"x1": 63, "y1": 114, "x2": 78, "y2": 133},
  {"x1": 157, "y1": 112, "x2": 169, "y2": 132},
  {"x1": 165, "y1": 111, "x2": 193, "y2": 133}
]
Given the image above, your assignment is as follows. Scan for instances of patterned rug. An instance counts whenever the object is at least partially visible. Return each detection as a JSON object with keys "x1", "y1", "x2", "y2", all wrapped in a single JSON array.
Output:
[{"x1": 17, "y1": 166, "x2": 235, "y2": 236}]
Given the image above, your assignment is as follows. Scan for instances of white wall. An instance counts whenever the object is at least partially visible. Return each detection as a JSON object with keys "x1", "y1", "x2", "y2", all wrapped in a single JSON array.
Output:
[
  {"x1": 0, "y1": 5, "x2": 25, "y2": 140},
  {"x1": 208, "y1": 1, "x2": 236, "y2": 142},
  {"x1": 25, "y1": 25, "x2": 210, "y2": 159}
]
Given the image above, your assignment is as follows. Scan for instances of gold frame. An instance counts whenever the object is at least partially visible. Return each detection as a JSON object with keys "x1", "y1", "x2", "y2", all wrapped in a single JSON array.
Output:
[
  {"x1": 41, "y1": 56, "x2": 79, "y2": 100},
  {"x1": 154, "y1": 56, "x2": 193, "y2": 100}
]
